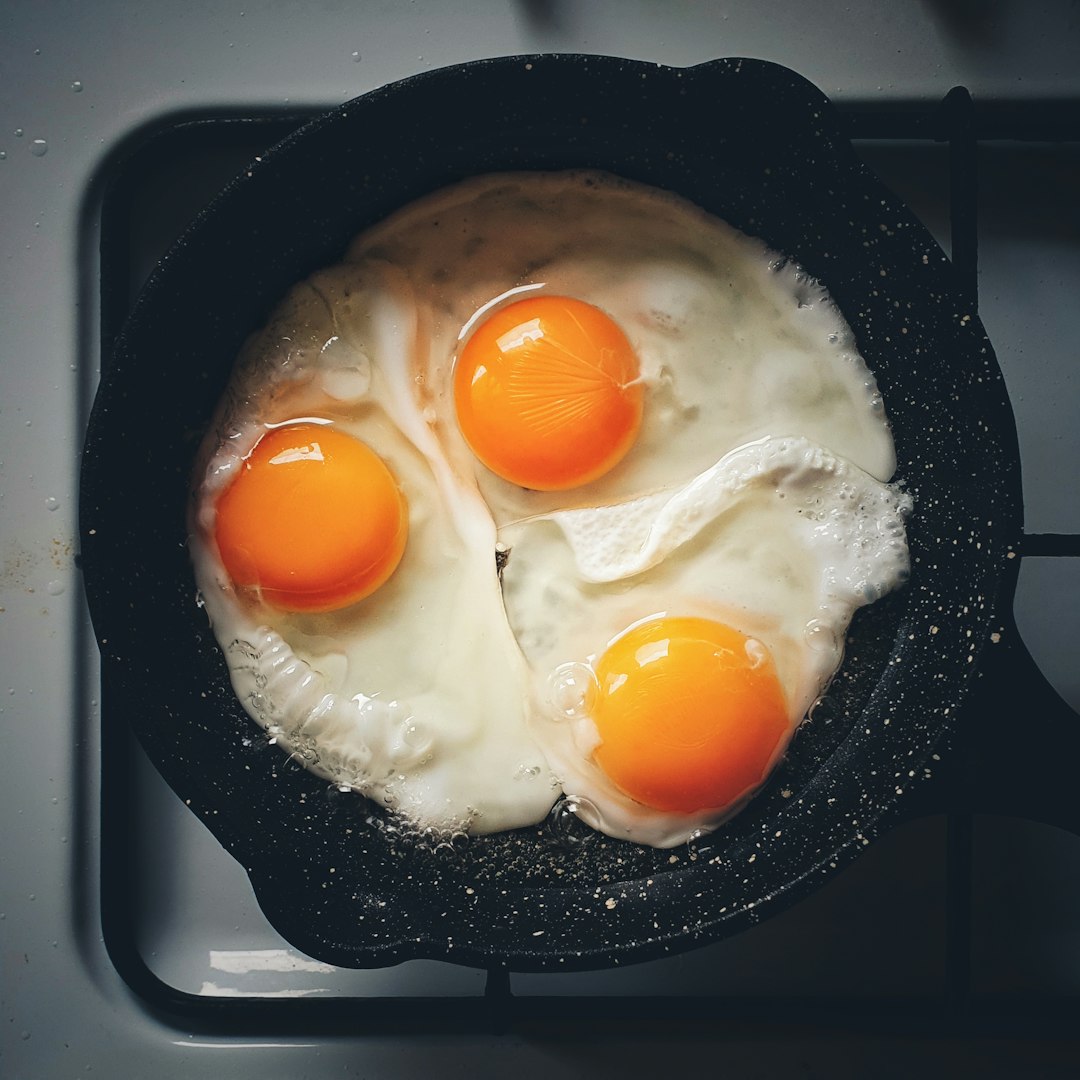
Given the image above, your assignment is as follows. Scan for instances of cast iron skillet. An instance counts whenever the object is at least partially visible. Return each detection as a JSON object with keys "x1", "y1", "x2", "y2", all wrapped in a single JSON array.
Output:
[{"x1": 80, "y1": 56, "x2": 1020, "y2": 971}]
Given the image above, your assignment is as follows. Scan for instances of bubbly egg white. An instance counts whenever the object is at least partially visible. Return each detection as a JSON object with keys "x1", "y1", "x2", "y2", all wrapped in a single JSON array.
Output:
[
  {"x1": 499, "y1": 436, "x2": 911, "y2": 846},
  {"x1": 189, "y1": 170, "x2": 909, "y2": 845}
]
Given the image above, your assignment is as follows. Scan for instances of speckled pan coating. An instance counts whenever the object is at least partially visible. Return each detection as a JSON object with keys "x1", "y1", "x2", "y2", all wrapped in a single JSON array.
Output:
[{"x1": 80, "y1": 56, "x2": 1021, "y2": 971}]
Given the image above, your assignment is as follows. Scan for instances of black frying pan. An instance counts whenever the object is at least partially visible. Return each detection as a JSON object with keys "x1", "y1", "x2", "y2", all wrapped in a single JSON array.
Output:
[{"x1": 79, "y1": 56, "x2": 1021, "y2": 971}]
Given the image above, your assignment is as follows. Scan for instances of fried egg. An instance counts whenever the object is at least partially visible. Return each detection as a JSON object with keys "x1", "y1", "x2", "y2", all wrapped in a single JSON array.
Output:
[
  {"x1": 188, "y1": 170, "x2": 909, "y2": 846},
  {"x1": 499, "y1": 436, "x2": 911, "y2": 847},
  {"x1": 188, "y1": 285, "x2": 556, "y2": 834}
]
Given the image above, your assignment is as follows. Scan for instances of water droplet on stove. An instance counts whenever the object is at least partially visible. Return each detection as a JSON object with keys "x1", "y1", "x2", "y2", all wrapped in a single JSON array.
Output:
[
  {"x1": 45, "y1": 496, "x2": 59, "y2": 511},
  {"x1": 71, "y1": 80, "x2": 83, "y2": 92},
  {"x1": 351, "y1": 50, "x2": 361, "y2": 62},
  {"x1": 46, "y1": 580, "x2": 64, "y2": 596},
  {"x1": 0, "y1": 151, "x2": 7, "y2": 161},
  {"x1": 30, "y1": 138, "x2": 48, "y2": 157},
  {"x1": 14, "y1": 128, "x2": 24, "y2": 137}
]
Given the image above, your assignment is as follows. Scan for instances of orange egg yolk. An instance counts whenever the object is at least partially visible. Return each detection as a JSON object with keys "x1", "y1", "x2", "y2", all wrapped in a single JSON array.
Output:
[
  {"x1": 213, "y1": 422, "x2": 408, "y2": 613},
  {"x1": 453, "y1": 295, "x2": 644, "y2": 490},
  {"x1": 591, "y1": 617, "x2": 791, "y2": 814}
]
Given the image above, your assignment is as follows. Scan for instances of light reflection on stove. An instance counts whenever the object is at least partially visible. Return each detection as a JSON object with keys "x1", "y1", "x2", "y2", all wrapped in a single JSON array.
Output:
[
  {"x1": 200, "y1": 948, "x2": 338, "y2": 996},
  {"x1": 209, "y1": 948, "x2": 336, "y2": 975},
  {"x1": 198, "y1": 983, "x2": 332, "y2": 998}
]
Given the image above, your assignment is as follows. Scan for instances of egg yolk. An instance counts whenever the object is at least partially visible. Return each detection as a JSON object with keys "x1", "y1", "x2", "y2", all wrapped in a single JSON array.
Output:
[
  {"x1": 214, "y1": 422, "x2": 408, "y2": 613},
  {"x1": 454, "y1": 295, "x2": 644, "y2": 490},
  {"x1": 591, "y1": 617, "x2": 791, "y2": 814}
]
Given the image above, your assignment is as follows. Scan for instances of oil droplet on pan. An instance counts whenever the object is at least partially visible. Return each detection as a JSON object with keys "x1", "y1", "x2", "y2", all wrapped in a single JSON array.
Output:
[{"x1": 30, "y1": 138, "x2": 48, "y2": 157}]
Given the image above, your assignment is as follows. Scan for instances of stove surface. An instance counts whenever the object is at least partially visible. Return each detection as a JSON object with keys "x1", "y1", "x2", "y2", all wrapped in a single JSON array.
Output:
[{"x1": 3, "y1": 3, "x2": 1080, "y2": 1077}]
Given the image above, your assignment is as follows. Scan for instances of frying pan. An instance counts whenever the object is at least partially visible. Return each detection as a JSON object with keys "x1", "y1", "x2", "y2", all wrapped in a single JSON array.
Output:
[{"x1": 80, "y1": 56, "x2": 1021, "y2": 972}]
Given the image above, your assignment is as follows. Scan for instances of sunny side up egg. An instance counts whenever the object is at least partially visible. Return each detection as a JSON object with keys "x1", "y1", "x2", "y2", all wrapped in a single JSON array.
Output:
[
  {"x1": 499, "y1": 435, "x2": 910, "y2": 845},
  {"x1": 188, "y1": 170, "x2": 911, "y2": 848}
]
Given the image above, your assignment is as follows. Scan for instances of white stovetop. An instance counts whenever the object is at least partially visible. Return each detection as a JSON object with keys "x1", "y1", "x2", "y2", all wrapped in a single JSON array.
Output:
[{"x1": 3, "y1": 3, "x2": 1079, "y2": 1078}]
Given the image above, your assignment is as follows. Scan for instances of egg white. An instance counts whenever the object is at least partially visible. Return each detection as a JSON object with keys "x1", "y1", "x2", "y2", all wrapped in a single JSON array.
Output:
[{"x1": 189, "y1": 170, "x2": 909, "y2": 846}]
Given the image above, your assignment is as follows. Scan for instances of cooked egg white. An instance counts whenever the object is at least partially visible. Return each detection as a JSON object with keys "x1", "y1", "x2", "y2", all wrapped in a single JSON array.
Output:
[{"x1": 189, "y1": 170, "x2": 909, "y2": 845}]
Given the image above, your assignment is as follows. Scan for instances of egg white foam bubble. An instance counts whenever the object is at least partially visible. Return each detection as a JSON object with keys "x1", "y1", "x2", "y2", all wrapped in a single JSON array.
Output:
[{"x1": 189, "y1": 169, "x2": 910, "y2": 846}]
